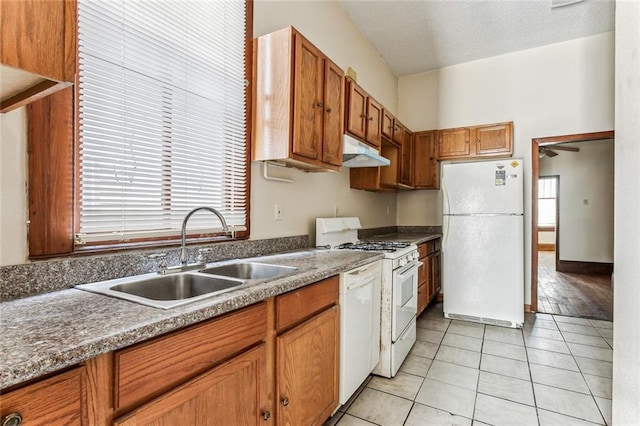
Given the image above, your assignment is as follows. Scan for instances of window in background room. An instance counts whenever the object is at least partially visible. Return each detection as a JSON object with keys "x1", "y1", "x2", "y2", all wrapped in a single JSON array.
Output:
[
  {"x1": 538, "y1": 176, "x2": 558, "y2": 227},
  {"x1": 76, "y1": 0, "x2": 249, "y2": 246}
]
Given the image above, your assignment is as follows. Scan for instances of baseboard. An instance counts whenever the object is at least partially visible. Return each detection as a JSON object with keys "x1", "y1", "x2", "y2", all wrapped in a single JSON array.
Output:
[
  {"x1": 557, "y1": 260, "x2": 614, "y2": 275},
  {"x1": 538, "y1": 243, "x2": 555, "y2": 251},
  {"x1": 524, "y1": 304, "x2": 532, "y2": 313},
  {"x1": 437, "y1": 293, "x2": 443, "y2": 302}
]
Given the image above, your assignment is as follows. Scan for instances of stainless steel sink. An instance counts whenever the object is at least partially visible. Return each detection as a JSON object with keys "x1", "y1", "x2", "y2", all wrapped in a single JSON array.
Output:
[
  {"x1": 76, "y1": 273, "x2": 245, "y2": 309},
  {"x1": 199, "y1": 262, "x2": 297, "y2": 280}
]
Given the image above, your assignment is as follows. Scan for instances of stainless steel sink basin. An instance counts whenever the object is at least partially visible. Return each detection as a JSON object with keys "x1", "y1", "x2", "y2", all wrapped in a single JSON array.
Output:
[
  {"x1": 199, "y1": 262, "x2": 297, "y2": 280},
  {"x1": 76, "y1": 273, "x2": 245, "y2": 309}
]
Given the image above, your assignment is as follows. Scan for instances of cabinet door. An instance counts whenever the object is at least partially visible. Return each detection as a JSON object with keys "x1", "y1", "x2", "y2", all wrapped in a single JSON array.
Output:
[
  {"x1": 292, "y1": 34, "x2": 324, "y2": 161},
  {"x1": 322, "y1": 60, "x2": 344, "y2": 167},
  {"x1": 0, "y1": 367, "x2": 84, "y2": 426},
  {"x1": 365, "y1": 97, "x2": 382, "y2": 149},
  {"x1": 113, "y1": 345, "x2": 268, "y2": 426},
  {"x1": 277, "y1": 306, "x2": 339, "y2": 426},
  {"x1": 400, "y1": 129, "x2": 413, "y2": 187},
  {"x1": 438, "y1": 128, "x2": 471, "y2": 159},
  {"x1": 475, "y1": 122, "x2": 513, "y2": 156},
  {"x1": 345, "y1": 79, "x2": 367, "y2": 140},
  {"x1": 413, "y1": 130, "x2": 439, "y2": 189},
  {"x1": 381, "y1": 109, "x2": 393, "y2": 139},
  {"x1": 433, "y1": 252, "x2": 442, "y2": 296},
  {"x1": 392, "y1": 120, "x2": 404, "y2": 145},
  {"x1": 417, "y1": 283, "x2": 429, "y2": 316}
]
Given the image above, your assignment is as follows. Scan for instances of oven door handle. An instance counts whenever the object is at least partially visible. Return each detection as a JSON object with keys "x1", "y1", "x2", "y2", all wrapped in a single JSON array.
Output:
[{"x1": 396, "y1": 261, "x2": 422, "y2": 279}]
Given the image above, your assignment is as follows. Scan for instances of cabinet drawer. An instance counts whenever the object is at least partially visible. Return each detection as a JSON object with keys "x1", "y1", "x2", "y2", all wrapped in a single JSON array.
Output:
[
  {"x1": 115, "y1": 302, "x2": 267, "y2": 410},
  {"x1": 276, "y1": 276, "x2": 339, "y2": 332},
  {"x1": 0, "y1": 367, "x2": 84, "y2": 426}
]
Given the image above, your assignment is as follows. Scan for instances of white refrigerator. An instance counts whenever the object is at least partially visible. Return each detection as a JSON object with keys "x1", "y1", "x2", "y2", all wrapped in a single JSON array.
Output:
[{"x1": 442, "y1": 159, "x2": 524, "y2": 328}]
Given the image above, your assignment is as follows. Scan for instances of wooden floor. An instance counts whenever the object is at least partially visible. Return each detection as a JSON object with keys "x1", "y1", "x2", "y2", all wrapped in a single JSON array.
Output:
[{"x1": 537, "y1": 251, "x2": 613, "y2": 321}]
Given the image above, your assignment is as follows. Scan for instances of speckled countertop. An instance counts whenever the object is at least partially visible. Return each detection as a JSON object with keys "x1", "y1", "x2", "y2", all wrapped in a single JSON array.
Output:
[
  {"x1": 0, "y1": 249, "x2": 382, "y2": 390},
  {"x1": 365, "y1": 232, "x2": 442, "y2": 245}
]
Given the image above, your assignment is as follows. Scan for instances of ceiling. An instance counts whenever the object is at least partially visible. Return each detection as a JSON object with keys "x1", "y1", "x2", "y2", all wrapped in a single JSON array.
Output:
[{"x1": 338, "y1": 0, "x2": 615, "y2": 77}]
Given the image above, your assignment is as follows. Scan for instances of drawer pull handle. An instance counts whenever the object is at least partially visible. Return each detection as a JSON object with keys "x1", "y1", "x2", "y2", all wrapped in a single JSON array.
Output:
[
  {"x1": 282, "y1": 397, "x2": 290, "y2": 406},
  {"x1": 262, "y1": 411, "x2": 271, "y2": 420},
  {"x1": 2, "y1": 413, "x2": 22, "y2": 426}
]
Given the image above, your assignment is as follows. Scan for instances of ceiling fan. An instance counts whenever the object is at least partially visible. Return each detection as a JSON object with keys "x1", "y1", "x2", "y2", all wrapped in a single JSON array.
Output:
[{"x1": 539, "y1": 145, "x2": 580, "y2": 158}]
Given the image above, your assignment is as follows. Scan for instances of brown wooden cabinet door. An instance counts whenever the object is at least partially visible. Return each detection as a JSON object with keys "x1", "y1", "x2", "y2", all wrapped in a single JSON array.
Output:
[
  {"x1": 365, "y1": 97, "x2": 382, "y2": 149},
  {"x1": 0, "y1": 368, "x2": 84, "y2": 426},
  {"x1": 1, "y1": 0, "x2": 75, "y2": 82},
  {"x1": 113, "y1": 345, "x2": 267, "y2": 426},
  {"x1": 381, "y1": 109, "x2": 393, "y2": 139},
  {"x1": 413, "y1": 130, "x2": 439, "y2": 189},
  {"x1": 433, "y1": 252, "x2": 442, "y2": 296},
  {"x1": 417, "y1": 283, "x2": 429, "y2": 316},
  {"x1": 438, "y1": 128, "x2": 471, "y2": 159},
  {"x1": 277, "y1": 306, "x2": 339, "y2": 426},
  {"x1": 322, "y1": 60, "x2": 344, "y2": 167},
  {"x1": 475, "y1": 122, "x2": 513, "y2": 156},
  {"x1": 292, "y1": 35, "x2": 324, "y2": 161},
  {"x1": 392, "y1": 119, "x2": 404, "y2": 145},
  {"x1": 345, "y1": 79, "x2": 367, "y2": 140},
  {"x1": 400, "y1": 129, "x2": 413, "y2": 187}
]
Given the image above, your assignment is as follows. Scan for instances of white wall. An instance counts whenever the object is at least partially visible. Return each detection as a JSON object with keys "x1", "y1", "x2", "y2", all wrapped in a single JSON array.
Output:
[
  {"x1": 613, "y1": 1, "x2": 640, "y2": 423},
  {"x1": 538, "y1": 231, "x2": 555, "y2": 245},
  {"x1": 250, "y1": 0, "x2": 399, "y2": 244},
  {"x1": 539, "y1": 140, "x2": 614, "y2": 263},
  {"x1": 0, "y1": 107, "x2": 28, "y2": 265},
  {"x1": 396, "y1": 32, "x2": 615, "y2": 304}
]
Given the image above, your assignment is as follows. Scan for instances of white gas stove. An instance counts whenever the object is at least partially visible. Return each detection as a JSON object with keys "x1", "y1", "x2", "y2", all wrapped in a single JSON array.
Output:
[{"x1": 316, "y1": 217, "x2": 419, "y2": 379}]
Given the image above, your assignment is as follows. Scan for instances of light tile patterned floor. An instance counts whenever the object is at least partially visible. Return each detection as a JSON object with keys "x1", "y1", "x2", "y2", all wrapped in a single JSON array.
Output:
[{"x1": 325, "y1": 303, "x2": 613, "y2": 426}]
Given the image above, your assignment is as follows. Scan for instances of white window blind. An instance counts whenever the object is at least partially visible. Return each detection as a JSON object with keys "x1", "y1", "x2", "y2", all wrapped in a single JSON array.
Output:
[{"x1": 77, "y1": 0, "x2": 248, "y2": 244}]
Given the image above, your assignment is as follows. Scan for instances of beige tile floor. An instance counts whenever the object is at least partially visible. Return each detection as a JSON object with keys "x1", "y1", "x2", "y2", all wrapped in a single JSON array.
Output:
[{"x1": 326, "y1": 303, "x2": 613, "y2": 426}]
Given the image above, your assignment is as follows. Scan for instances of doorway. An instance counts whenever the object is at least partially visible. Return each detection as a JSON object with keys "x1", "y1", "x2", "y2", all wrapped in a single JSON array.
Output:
[{"x1": 531, "y1": 131, "x2": 614, "y2": 319}]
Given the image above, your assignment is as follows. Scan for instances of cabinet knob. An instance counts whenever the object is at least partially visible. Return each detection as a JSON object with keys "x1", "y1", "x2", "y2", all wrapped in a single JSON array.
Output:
[
  {"x1": 326, "y1": 107, "x2": 332, "y2": 113},
  {"x1": 281, "y1": 397, "x2": 290, "y2": 406},
  {"x1": 367, "y1": 116, "x2": 373, "y2": 121},
  {"x1": 316, "y1": 102, "x2": 324, "y2": 108},
  {"x1": 262, "y1": 411, "x2": 271, "y2": 421},
  {"x1": 465, "y1": 140, "x2": 469, "y2": 144},
  {"x1": 2, "y1": 413, "x2": 22, "y2": 426}
]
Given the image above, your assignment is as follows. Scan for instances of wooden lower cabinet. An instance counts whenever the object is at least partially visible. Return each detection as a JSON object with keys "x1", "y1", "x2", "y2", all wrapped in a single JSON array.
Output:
[
  {"x1": 113, "y1": 345, "x2": 267, "y2": 426},
  {"x1": 0, "y1": 367, "x2": 85, "y2": 426},
  {"x1": 277, "y1": 306, "x2": 339, "y2": 426},
  {"x1": 417, "y1": 239, "x2": 442, "y2": 315}
]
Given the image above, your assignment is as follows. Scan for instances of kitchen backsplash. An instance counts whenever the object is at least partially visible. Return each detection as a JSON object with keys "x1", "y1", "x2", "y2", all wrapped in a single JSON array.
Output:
[
  {"x1": 0, "y1": 235, "x2": 309, "y2": 301},
  {"x1": 359, "y1": 225, "x2": 442, "y2": 239}
]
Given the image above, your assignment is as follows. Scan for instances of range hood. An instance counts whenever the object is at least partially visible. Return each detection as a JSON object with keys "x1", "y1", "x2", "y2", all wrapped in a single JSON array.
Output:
[{"x1": 342, "y1": 134, "x2": 391, "y2": 168}]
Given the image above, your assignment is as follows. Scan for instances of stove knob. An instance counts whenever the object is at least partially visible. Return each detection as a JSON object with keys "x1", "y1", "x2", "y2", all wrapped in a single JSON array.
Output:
[{"x1": 399, "y1": 258, "x2": 407, "y2": 267}]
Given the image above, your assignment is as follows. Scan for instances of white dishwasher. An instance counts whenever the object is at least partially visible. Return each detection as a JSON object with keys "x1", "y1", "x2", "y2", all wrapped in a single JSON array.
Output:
[{"x1": 339, "y1": 260, "x2": 382, "y2": 405}]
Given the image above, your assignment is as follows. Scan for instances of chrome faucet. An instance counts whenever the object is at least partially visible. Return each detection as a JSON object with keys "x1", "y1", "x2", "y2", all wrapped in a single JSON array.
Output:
[{"x1": 180, "y1": 207, "x2": 231, "y2": 266}]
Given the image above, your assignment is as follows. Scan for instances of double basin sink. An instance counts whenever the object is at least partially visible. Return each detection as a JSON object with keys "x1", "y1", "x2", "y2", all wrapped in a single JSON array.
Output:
[{"x1": 76, "y1": 262, "x2": 298, "y2": 309}]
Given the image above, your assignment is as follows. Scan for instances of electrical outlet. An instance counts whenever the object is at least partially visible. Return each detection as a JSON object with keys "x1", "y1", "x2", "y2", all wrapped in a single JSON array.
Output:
[
  {"x1": 275, "y1": 204, "x2": 283, "y2": 221},
  {"x1": 334, "y1": 205, "x2": 340, "y2": 217}
]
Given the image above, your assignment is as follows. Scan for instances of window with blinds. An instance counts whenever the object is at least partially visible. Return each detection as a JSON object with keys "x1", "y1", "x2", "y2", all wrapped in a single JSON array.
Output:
[{"x1": 76, "y1": 0, "x2": 249, "y2": 245}]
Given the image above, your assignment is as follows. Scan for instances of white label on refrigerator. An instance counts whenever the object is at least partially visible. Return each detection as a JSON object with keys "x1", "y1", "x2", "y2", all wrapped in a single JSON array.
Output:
[{"x1": 495, "y1": 170, "x2": 506, "y2": 186}]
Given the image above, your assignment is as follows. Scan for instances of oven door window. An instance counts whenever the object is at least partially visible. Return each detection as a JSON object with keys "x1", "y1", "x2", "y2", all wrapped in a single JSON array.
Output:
[{"x1": 392, "y1": 262, "x2": 418, "y2": 342}]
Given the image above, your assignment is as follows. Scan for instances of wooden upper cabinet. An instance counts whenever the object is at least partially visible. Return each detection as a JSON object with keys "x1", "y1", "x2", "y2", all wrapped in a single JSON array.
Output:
[
  {"x1": 392, "y1": 119, "x2": 404, "y2": 145},
  {"x1": 344, "y1": 78, "x2": 382, "y2": 150},
  {"x1": 345, "y1": 79, "x2": 367, "y2": 140},
  {"x1": 413, "y1": 130, "x2": 439, "y2": 189},
  {"x1": 292, "y1": 36, "x2": 324, "y2": 162},
  {"x1": 399, "y1": 129, "x2": 413, "y2": 188},
  {"x1": 0, "y1": 367, "x2": 85, "y2": 426},
  {"x1": 438, "y1": 127, "x2": 471, "y2": 159},
  {"x1": 381, "y1": 109, "x2": 394, "y2": 139},
  {"x1": 253, "y1": 27, "x2": 344, "y2": 172},
  {"x1": 1, "y1": 0, "x2": 76, "y2": 113},
  {"x1": 475, "y1": 122, "x2": 513, "y2": 156},
  {"x1": 366, "y1": 97, "x2": 382, "y2": 148},
  {"x1": 438, "y1": 121, "x2": 513, "y2": 160}
]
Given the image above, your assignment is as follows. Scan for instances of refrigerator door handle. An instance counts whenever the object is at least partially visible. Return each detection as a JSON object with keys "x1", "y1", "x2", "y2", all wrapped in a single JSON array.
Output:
[
  {"x1": 442, "y1": 177, "x2": 451, "y2": 215},
  {"x1": 442, "y1": 215, "x2": 450, "y2": 252}
]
